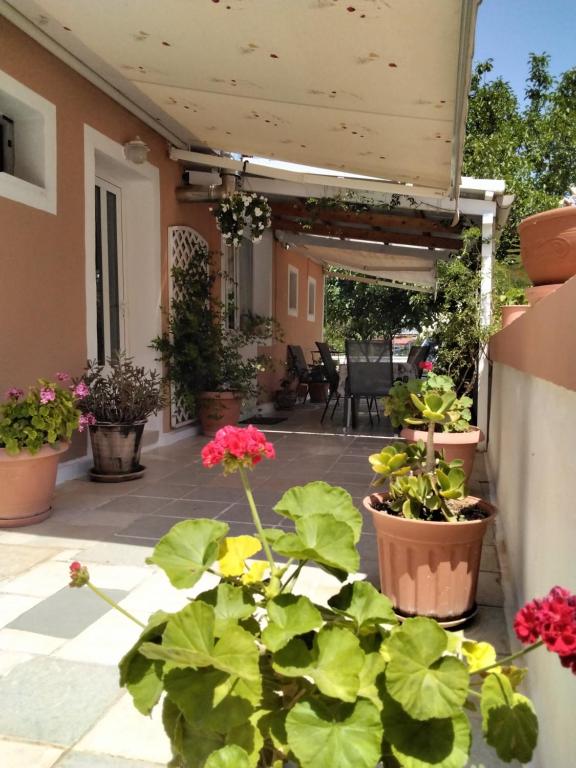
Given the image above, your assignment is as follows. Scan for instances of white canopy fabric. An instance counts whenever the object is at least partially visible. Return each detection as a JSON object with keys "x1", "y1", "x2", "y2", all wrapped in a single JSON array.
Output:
[{"x1": 11, "y1": 0, "x2": 479, "y2": 196}]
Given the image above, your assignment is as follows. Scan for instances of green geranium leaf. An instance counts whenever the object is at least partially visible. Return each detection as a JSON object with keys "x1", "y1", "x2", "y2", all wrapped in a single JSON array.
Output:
[
  {"x1": 146, "y1": 519, "x2": 229, "y2": 588},
  {"x1": 141, "y1": 602, "x2": 259, "y2": 683},
  {"x1": 386, "y1": 617, "x2": 469, "y2": 720},
  {"x1": 262, "y1": 594, "x2": 323, "y2": 652},
  {"x1": 481, "y1": 672, "x2": 538, "y2": 763},
  {"x1": 328, "y1": 581, "x2": 398, "y2": 631},
  {"x1": 381, "y1": 684, "x2": 471, "y2": 768},
  {"x1": 272, "y1": 515, "x2": 359, "y2": 573},
  {"x1": 357, "y1": 652, "x2": 387, "y2": 710},
  {"x1": 286, "y1": 699, "x2": 382, "y2": 768},
  {"x1": 274, "y1": 482, "x2": 362, "y2": 542},
  {"x1": 205, "y1": 745, "x2": 251, "y2": 768},
  {"x1": 197, "y1": 583, "x2": 256, "y2": 636},
  {"x1": 273, "y1": 626, "x2": 364, "y2": 702},
  {"x1": 118, "y1": 610, "x2": 169, "y2": 715}
]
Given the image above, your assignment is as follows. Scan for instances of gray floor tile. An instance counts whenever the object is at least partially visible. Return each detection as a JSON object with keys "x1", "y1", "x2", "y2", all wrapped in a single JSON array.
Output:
[
  {"x1": 152, "y1": 499, "x2": 231, "y2": 519},
  {"x1": 0, "y1": 657, "x2": 121, "y2": 746},
  {"x1": 8, "y1": 586, "x2": 128, "y2": 639},
  {"x1": 476, "y1": 571, "x2": 504, "y2": 607},
  {"x1": 129, "y1": 482, "x2": 197, "y2": 499},
  {"x1": 55, "y1": 753, "x2": 163, "y2": 768},
  {"x1": 94, "y1": 496, "x2": 173, "y2": 515},
  {"x1": 115, "y1": 515, "x2": 186, "y2": 542},
  {"x1": 183, "y1": 486, "x2": 246, "y2": 503}
]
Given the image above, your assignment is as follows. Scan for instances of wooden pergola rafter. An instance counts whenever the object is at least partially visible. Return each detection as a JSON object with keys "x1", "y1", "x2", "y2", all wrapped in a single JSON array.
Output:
[{"x1": 271, "y1": 200, "x2": 463, "y2": 251}]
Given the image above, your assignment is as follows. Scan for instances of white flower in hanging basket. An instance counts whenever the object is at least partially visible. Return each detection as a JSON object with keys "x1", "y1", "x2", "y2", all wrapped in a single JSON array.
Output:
[{"x1": 212, "y1": 192, "x2": 272, "y2": 246}]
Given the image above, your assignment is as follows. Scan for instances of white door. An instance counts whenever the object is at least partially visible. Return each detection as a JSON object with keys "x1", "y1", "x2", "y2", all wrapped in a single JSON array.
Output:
[{"x1": 94, "y1": 178, "x2": 125, "y2": 365}]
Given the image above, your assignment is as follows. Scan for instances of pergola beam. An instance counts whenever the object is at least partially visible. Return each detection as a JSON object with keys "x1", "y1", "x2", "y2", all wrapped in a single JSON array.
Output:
[
  {"x1": 271, "y1": 201, "x2": 462, "y2": 236},
  {"x1": 327, "y1": 271, "x2": 433, "y2": 293},
  {"x1": 275, "y1": 231, "x2": 452, "y2": 261},
  {"x1": 273, "y1": 218, "x2": 461, "y2": 250}
]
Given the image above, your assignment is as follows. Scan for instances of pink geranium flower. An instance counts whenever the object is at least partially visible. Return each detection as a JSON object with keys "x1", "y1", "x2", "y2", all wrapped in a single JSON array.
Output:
[
  {"x1": 5, "y1": 387, "x2": 24, "y2": 400},
  {"x1": 40, "y1": 387, "x2": 56, "y2": 404},
  {"x1": 56, "y1": 372, "x2": 70, "y2": 382},
  {"x1": 201, "y1": 425, "x2": 275, "y2": 474},
  {"x1": 78, "y1": 413, "x2": 97, "y2": 432},
  {"x1": 73, "y1": 381, "x2": 90, "y2": 399}
]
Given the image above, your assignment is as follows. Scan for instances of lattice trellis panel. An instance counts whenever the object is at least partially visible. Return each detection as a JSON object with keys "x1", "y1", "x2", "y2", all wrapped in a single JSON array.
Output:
[{"x1": 168, "y1": 226, "x2": 208, "y2": 428}]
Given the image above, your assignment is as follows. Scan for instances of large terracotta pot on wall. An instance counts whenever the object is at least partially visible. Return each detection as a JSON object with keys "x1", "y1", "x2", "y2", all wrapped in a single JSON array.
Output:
[
  {"x1": 400, "y1": 426, "x2": 482, "y2": 482},
  {"x1": 519, "y1": 207, "x2": 576, "y2": 285},
  {"x1": 0, "y1": 442, "x2": 69, "y2": 527},
  {"x1": 364, "y1": 493, "x2": 496, "y2": 625},
  {"x1": 198, "y1": 391, "x2": 243, "y2": 436}
]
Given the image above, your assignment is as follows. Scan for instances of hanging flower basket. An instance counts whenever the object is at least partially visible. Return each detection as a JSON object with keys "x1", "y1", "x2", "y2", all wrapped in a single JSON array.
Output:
[{"x1": 212, "y1": 192, "x2": 272, "y2": 247}]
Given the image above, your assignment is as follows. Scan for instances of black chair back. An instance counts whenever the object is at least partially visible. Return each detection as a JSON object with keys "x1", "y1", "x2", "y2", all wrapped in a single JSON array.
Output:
[
  {"x1": 287, "y1": 345, "x2": 310, "y2": 380},
  {"x1": 345, "y1": 339, "x2": 393, "y2": 396},
  {"x1": 315, "y1": 342, "x2": 339, "y2": 392}
]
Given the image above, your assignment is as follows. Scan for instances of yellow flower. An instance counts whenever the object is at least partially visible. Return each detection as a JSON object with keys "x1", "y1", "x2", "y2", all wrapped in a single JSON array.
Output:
[{"x1": 218, "y1": 535, "x2": 262, "y2": 577}]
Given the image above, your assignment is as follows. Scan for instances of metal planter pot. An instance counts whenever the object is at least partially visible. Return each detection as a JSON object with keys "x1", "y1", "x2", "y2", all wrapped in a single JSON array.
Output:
[{"x1": 89, "y1": 421, "x2": 146, "y2": 481}]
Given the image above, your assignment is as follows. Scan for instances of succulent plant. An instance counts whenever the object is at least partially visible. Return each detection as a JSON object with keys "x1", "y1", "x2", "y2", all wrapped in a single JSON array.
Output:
[{"x1": 383, "y1": 373, "x2": 472, "y2": 433}]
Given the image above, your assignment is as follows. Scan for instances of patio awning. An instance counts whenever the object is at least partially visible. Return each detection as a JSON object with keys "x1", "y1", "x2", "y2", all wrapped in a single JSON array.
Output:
[{"x1": 9, "y1": 0, "x2": 480, "y2": 197}]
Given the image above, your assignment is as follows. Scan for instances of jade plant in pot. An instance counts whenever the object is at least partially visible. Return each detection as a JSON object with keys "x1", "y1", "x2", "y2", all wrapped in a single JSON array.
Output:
[
  {"x1": 383, "y1": 371, "x2": 481, "y2": 480},
  {"x1": 0, "y1": 374, "x2": 82, "y2": 526},
  {"x1": 76, "y1": 354, "x2": 165, "y2": 481},
  {"x1": 366, "y1": 388, "x2": 495, "y2": 623},
  {"x1": 69, "y1": 425, "x2": 576, "y2": 768}
]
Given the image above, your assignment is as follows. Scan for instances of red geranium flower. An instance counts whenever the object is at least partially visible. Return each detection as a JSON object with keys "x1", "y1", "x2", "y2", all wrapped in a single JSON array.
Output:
[
  {"x1": 418, "y1": 361, "x2": 433, "y2": 372},
  {"x1": 201, "y1": 425, "x2": 275, "y2": 474}
]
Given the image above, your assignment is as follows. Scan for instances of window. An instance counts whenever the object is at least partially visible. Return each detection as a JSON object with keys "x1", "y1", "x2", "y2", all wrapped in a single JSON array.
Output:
[
  {"x1": 225, "y1": 238, "x2": 254, "y2": 330},
  {"x1": 288, "y1": 265, "x2": 299, "y2": 317},
  {"x1": 95, "y1": 178, "x2": 124, "y2": 364},
  {"x1": 307, "y1": 276, "x2": 317, "y2": 321},
  {"x1": 0, "y1": 69, "x2": 56, "y2": 213}
]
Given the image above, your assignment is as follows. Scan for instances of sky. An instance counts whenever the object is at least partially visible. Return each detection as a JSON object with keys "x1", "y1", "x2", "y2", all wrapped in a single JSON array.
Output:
[{"x1": 474, "y1": 0, "x2": 576, "y2": 102}]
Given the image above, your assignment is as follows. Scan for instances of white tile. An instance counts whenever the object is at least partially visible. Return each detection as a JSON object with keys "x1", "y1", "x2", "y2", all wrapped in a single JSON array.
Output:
[
  {"x1": 0, "y1": 594, "x2": 42, "y2": 628},
  {"x1": 81, "y1": 564, "x2": 149, "y2": 592},
  {"x1": 75, "y1": 694, "x2": 171, "y2": 764},
  {"x1": 0, "y1": 562, "x2": 70, "y2": 598},
  {"x1": 53, "y1": 608, "x2": 144, "y2": 666},
  {"x1": 0, "y1": 628, "x2": 65, "y2": 654},
  {"x1": 0, "y1": 738, "x2": 62, "y2": 767},
  {"x1": 0, "y1": 651, "x2": 34, "y2": 677}
]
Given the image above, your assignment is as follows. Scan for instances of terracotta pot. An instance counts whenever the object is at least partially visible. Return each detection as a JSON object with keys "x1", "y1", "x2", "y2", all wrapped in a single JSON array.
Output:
[
  {"x1": 501, "y1": 304, "x2": 529, "y2": 328},
  {"x1": 308, "y1": 381, "x2": 329, "y2": 403},
  {"x1": 89, "y1": 421, "x2": 146, "y2": 478},
  {"x1": 400, "y1": 426, "x2": 482, "y2": 482},
  {"x1": 519, "y1": 207, "x2": 576, "y2": 285},
  {"x1": 525, "y1": 284, "x2": 562, "y2": 306},
  {"x1": 364, "y1": 493, "x2": 496, "y2": 623},
  {"x1": 198, "y1": 391, "x2": 242, "y2": 436},
  {"x1": 0, "y1": 442, "x2": 69, "y2": 527}
]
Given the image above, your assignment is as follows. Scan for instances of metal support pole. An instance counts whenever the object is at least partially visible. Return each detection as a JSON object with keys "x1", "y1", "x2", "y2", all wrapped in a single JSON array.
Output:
[{"x1": 477, "y1": 212, "x2": 494, "y2": 450}]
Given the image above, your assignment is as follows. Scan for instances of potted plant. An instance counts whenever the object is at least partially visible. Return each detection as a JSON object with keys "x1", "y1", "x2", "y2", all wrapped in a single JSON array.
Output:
[
  {"x1": 213, "y1": 192, "x2": 272, "y2": 247},
  {"x1": 69, "y1": 425, "x2": 575, "y2": 768},
  {"x1": 498, "y1": 286, "x2": 529, "y2": 328},
  {"x1": 367, "y1": 385, "x2": 495, "y2": 622},
  {"x1": 383, "y1": 371, "x2": 481, "y2": 480},
  {"x1": 77, "y1": 354, "x2": 165, "y2": 481},
  {"x1": 0, "y1": 374, "x2": 82, "y2": 526},
  {"x1": 519, "y1": 187, "x2": 576, "y2": 286},
  {"x1": 152, "y1": 241, "x2": 281, "y2": 436}
]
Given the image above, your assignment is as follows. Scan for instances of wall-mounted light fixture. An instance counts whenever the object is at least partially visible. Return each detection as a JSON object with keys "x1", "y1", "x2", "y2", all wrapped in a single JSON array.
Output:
[{"x1": 123, "y1": 136, "x2": 150, "y2": 164}]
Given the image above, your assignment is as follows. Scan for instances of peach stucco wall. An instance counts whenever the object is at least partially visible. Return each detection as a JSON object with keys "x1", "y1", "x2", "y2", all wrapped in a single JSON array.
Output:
[
  {"x1": 0, "y1": 20, "x2": 215, "y2": 453},
  {"x1": 489, "y1": 274, "x2": 576, "y2": 393},
  {"x1": 268, "y1": 242, "x2": 325, "y2": 391}
]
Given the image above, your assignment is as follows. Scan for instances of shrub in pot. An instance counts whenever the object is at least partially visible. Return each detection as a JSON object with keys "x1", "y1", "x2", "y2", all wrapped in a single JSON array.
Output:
[
  {"x1": 0, "y1": 374, "x2": 81, "y2": 526},
  {"x1": 383, "y1": 371, "x2": 481, "y2": 480},
  {"x1": 498, "y1": 286, "x2": 529, "y2": 328},
  {"x1": 69, "y1": 425, "x2": 576, "y2": 768},
  {"x1": 77, "y1": 354, "x2": 165, "y2": 481},
  {"x1": 152, "y1": 241, "x2": 282, "y2": 435}
]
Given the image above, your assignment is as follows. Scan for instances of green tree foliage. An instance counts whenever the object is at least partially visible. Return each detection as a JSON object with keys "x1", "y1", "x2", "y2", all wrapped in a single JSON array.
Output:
[{"x1": 324, "y1": 276, "x2": 430, "y2": 350}]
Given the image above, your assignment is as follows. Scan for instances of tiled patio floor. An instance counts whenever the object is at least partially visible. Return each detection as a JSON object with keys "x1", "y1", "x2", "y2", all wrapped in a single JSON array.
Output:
[{"x1": 0, "y1": 404, "x2": 510, "y2": 767}]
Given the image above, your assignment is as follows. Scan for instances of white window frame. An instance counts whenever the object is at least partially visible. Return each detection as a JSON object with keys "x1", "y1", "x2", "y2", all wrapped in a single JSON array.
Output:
[
  {"x1": 0, "y1": 68, "x2": 57, "y2": 214},
  {"x1": 307, "y1": 276, "x2": 317, "y2": 321},
  {"x1": 288, "y1": 265, "x2": 299, "y2": 317}
]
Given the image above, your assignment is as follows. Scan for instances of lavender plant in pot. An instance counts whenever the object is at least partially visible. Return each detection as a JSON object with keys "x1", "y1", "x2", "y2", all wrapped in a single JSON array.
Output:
[
  {"x1": 69, "y1": 425, "x2": 576, "y2": 768},
  {"x1": 383, "y1": 371, "x2": 481, "y2": 481},
  {"x1": 366, "y1": 388, "x2": 495, "y2": 624},
  {"x1": 77, "y1": 354, "x2": 165, "y2": 481}
]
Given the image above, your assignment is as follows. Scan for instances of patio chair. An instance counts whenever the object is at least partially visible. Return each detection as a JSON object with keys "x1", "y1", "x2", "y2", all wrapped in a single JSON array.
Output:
[
  {"x1": 315, "y1": 342, "x2": 341, "y2": 423},
  {"x1": 287, "y1": 345, "x2": 324, "y2": 403},
  {"x1": 406, "y1": 343, "x2": 431, "y2": 377},
  {"x1": 345, "y1": 339, "x2": 393, "y2": 428}
]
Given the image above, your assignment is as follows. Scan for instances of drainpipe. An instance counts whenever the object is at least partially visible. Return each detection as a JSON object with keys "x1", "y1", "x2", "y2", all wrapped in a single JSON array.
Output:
[{"x1": 476, "y1": 210, "x2": 495, "y2": 450}]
